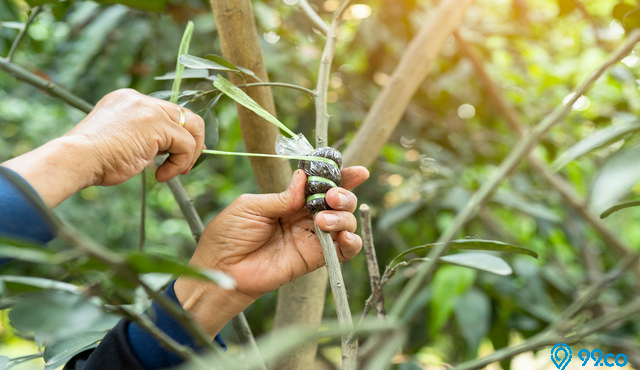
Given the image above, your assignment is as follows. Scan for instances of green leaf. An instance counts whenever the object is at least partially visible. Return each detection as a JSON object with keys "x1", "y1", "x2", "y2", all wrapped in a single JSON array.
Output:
[
  {"x1": 493, "y1": 191, "x2": 561, "y2": 223},
  {"x1": 44, "y1": 331, "x2": 105, "y2": 368},
  {"x1": 589, "y1": 144, "x2": 640, "y2": 213},
  {"x1": 9, "y1": 291, "x2": 118, "y2": 343},
  {"x1": 455, "y1": 288, "x2": 491, "y2": 354},
  {"x1": 600, "y1": 199, "x2": 640, "y2": 218},
  {"x1": 155, "y1": 69, "x2": 209, "y2": 81},
  {"x1": 171, "y1": 21, "x2": 194, "y2": 104},
  {"x1": 552, "y1": 122, "x2": 640, "y2": 171},
  {"x1": 126, "y1": 253, "x2": 235, "y2": 289},
  {"x1": 377, "y1": 201, "x2": 424, "y2": 230},
  {"x1": 430, "y1": 266, "x2": 476, "y2": 336},
  {"x1": 212, "y1": 76, "x2": 297, "y2": 138},
  {"x1": 179, "y1": 54, "x2": 243, "y2": 74},
  {"x1": 25, "y1": 0, "x2": 169, "y2": 11},
  {"x1": 613, "y1": 3, "x2": 640, "y2": 31},
  {"x1": 0, "y1": 239, "x2": 66, "y2": 264},
  {"x1": 0, "y1": 276, "x2": 80, "y2": 293},
  {"x1": 440, "y1": 253, "x2": 513, "y2": 275},
  {"x1": 390, "y1": 239, "x2": 538, "y2": 267},
  {"x1": 205, "y1": 54, "x2": 262, "y2": 82}
]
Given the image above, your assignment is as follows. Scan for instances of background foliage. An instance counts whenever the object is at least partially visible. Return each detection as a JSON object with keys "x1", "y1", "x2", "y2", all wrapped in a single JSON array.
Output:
[{"x1": 1, "y1": 0, "x2": 640, "y2": 368}]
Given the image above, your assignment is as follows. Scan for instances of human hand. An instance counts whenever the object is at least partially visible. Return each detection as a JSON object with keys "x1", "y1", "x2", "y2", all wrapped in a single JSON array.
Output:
[
  {"x1": 67, "y1": 89, "x2": 205, "y2": 185},
  {"x1": 2, "y1": 89, "x2": 204, "y2": 208},
  {"x1": 174, "y1": 166, "x2": 369, "y2": 337}
]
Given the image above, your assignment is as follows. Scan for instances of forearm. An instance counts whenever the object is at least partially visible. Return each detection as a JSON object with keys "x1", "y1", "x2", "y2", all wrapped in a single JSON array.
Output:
[
  {"x1": 174, "y1": 276, "x2": 256, "y2": 339},
  {"x1": 1, "y1": 136, "x2": 98, "y2": 208}
]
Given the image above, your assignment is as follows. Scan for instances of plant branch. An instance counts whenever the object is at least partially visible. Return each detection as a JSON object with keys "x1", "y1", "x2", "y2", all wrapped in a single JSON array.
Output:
[
  {"x1": 452, "y1": 251, "x2": 640, "y2": 370},
  {"x1": 311, "y1": 1, "x2": 359, "y2": 368},
  {"x1": 298, "y1": 0, "x2": 330, "y2": 36},
  {"x1": 0, "y1": 57, "x2": 94, "y2": 113},
  {"x1": 342, "y1": 0, "x2": 474, "y2": 168},
  {"x1": 389, "y1": 30, "x2": 640, "y2": 319},
  {"x1": 242, "y1": 82, "x2": 316, "y2": 96},
  {"x1": 359, "y1": 204, "x2": 385, "y2": 319},
  {"x1": 139, "y1": 169, "x2": 146, "y2": 251},
  {"x1": 454, "y1": 32, "x2": 640, "y2": 282},
  {"x1": 314, "y1": 220, "x2": 358, "y2": 370},
  {"x1": 7, "y1": 6, "x2": 41, "y2": 61},
  {"x1": 314, "y1": 0, "x2": 350, "y2": 148}
]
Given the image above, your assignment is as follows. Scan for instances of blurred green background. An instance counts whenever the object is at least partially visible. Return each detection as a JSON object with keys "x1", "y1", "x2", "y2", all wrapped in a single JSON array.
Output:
[{"x1": 2, "y1": 0, "x2": 640, "y2": 368}]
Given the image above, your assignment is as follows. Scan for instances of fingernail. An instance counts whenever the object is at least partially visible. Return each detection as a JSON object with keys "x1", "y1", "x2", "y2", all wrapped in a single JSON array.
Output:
[
  {"x1": 290, "y1": 170, "x2": 300, "y2": 188},
  {"x1": 345, "y1": 231, "x2": 355, "y2": 241},
  {"x1": 337, "y1": 192, "x2": 348, "y2": 208},
  {"x1": 323, "y1": 213, "x2": 338, "y2": 226}
]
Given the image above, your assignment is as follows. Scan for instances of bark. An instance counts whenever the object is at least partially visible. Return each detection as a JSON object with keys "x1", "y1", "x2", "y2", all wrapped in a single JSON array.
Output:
[
  {"x1": 342, "y1": 0, "x2": 474, "y2": 167},
  {"x1": 209, "y1": 1, "x2": 328, "y2": 368}
]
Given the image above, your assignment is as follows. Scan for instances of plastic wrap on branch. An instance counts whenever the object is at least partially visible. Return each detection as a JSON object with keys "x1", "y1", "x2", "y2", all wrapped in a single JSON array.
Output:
[{"x1": 276, "y1": 134, "x2": 342, "y2": 214}]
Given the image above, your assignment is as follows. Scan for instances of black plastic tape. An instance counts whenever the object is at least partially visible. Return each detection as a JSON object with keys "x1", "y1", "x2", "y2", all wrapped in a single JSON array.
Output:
[{"x1": 298, "y1": 147, "x2": 342, "y2": 213}]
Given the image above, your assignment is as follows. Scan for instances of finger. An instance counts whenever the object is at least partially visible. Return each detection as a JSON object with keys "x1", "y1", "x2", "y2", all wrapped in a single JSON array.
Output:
[
  {"x1": 155, "y1": 127, "x2": 197, "y2": 182},
  {"x1": 325, "y1": 187, "x2": 358, "y2": 213},
  {"x1": 237, "y1": 169, "x2": 307, "y2": 218},
  {"x1": 315, "y1": 211, "x2": 357, "y2": 233},
  {"x1": 336, "y1": 231, "x2": 362, "y2": 261},
  {"x1": 181, "y1": 110, "x2": 205, "y2": 173},
  {"x1": 340, "y1": 166, "x2": 369, "y2": 190}
]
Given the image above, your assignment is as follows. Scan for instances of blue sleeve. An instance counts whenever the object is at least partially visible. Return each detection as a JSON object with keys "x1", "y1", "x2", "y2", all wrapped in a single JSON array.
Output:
[
  {"x1": 127, "y1": 280, "x2": 226, "y2": 368},
  {"x1": 0, "y1": 167, "x2": 56, "y2": 251}
]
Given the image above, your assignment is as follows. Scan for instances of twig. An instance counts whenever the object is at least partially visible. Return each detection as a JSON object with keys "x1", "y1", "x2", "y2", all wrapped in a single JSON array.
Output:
[
  {"x1": 454, "y1": 32, "x2": 640, "y2": 282},
  {"x1": 231, "y1": 311, "x2": 267, "y2": 370},
  {"x1": 298, "y1": 0, "x2": 330, "y2": 36},
  {"x1": 113, "y1": 305, "x2": 199, "y2": 363},
  {"x1": 139, "y1": 169, "x2": 146, "y2": 251},
  {"x1": 0, "y1": 57, "x2": 93, "y2": 113},
  {"x1": 241, "y1": 82, "x2": 315, "y2": 96},
  {"x1": 7, "y1": 6, "x2": 41, "y2": 61},
  {"x1": 312, "y1": 1, "x2": 358, "y2": 368},
  {"x1": 314, "y1": 0, "x2": 351, "y2": 147},
  {"x1": 165, "y1": 176, "x2": 205, "y2": 242},
  {"x1": 359, "y1": 204, "x2": 385, "y2": 319},
  {"x1": 314, "y1": 221, "x2": 358, "y2": 370},
  {"x1": 389, "y1": 30, "x2": 640, "y2": 319}
]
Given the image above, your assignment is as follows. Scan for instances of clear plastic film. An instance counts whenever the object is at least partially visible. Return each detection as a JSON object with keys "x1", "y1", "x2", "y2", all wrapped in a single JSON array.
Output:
[{"x1": 275, "y1": 133, "x2": 314, "y2": 157}]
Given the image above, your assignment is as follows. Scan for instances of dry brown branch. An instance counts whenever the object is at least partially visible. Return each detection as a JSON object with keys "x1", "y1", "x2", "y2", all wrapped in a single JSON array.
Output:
[
  {"x1": 342, "y1": 0, "x2": 475, "y2": 168},
  {"x1": 359, "y1": 204, "x2": 385, "y2": 319}
]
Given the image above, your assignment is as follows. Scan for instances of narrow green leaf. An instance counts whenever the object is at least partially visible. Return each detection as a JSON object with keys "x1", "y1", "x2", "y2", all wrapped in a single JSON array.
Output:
[
  {"x1": 440, "y1": 253, "x2": 513, "y2": 275},
  {"x1": 455, "y1": 288, "x2": 491, "y2": 353},
  {"x1": 377, "y1": 201, "x2": 424, "y2": 231},
  {"x1": 430, "y1": 266, "x2": 476, "y2": 336},
  {"x1": 493, "y1": 191, "x2": 561, "y2": 223},
  {"x1": 600, "y1": 199, "x2": 640, "y2": 218},
  {"x1": 390, "y1": 239, "x2": 538, "y2": 267},
  {"x1": 179, "y1": 54, "x2": 241, "y2": 73},
  {"x1": 171, "y1": 21, "x2": 194, "y2": 104},
  {"x1": 212, "y1": 76, "x2": 297, "y2": 138},
  {"x1": 589, "y1": 144, "x2": 640, "y2": 213},
  {"x1": 126, "y1": 253, "x2": 235, "y2": 289},
  {"x1": 0, "y1": 238, "x2": 66, "y2": 264},
  {"x1": 201, "y1": 149, "x2": 338, "y2": 166},
  {"x1": 205, "y1": 54, "x2": 262, "y2": 82},
  {"x1": 44, "y1": 331, "x2": 105, "y2": 366},
  {"x1": 155, "y1": 69, "x2": 209, "y2": 81},
  {"x1": 0, "y1": 276, "x2": 80, "y2": 293},
  {"x1": 552, "y1": 122, "x2": 640, "y2": 171}
]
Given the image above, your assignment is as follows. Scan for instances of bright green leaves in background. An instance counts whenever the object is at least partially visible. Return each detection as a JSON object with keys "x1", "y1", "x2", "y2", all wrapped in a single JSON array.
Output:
[{"x1": 24, "y1": 0, "x2": 169, "y2": 12}]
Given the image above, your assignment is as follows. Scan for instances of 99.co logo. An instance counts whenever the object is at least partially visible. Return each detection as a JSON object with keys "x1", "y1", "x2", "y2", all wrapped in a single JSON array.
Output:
[{"x1": 551, "y1": 343, "x2": 628, "y2": 369}]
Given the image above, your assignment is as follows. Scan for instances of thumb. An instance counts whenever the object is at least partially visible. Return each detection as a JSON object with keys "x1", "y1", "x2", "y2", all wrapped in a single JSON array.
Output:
[{"x1": 239, "y1": 170, "x2": 307, "y2": 218}]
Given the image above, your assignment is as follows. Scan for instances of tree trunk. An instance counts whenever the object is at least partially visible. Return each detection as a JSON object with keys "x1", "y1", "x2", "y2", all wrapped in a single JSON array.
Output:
[
  {"x1": 343, "y1": 0, "x2": 475, "y2": 168},
  {"x1": 209, "y1": 1, "x2": 328, "y2": 368}
]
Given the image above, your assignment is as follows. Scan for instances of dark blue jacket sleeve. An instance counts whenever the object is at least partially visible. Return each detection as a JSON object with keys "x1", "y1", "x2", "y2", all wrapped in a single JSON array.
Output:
[
  {"x1": 0, "y1": 167, "x2": 225, "y2": 368},
  {"x1": 0, "y1": 167, "x2": 56, "y2": 248}
]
